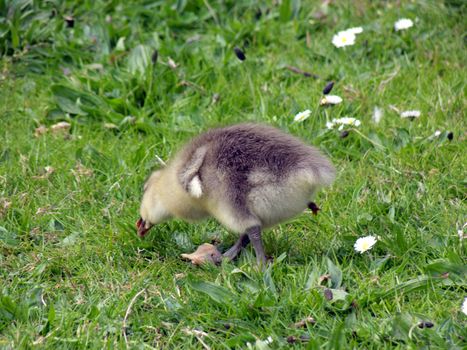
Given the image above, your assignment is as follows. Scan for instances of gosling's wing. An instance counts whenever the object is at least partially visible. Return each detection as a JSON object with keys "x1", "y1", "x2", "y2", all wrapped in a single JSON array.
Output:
[{"x1": 178, "y1": 145, "x2": 208, "y2": 198}]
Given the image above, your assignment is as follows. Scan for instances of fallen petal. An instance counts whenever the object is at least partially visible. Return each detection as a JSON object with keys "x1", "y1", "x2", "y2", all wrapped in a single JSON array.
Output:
[{"x1": 167, "y1": 58, "x2": 177, "y2": 69}]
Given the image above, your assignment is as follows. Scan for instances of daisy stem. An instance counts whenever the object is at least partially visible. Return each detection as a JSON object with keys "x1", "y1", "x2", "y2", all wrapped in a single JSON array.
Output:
[
  {"x1": 324, "y1": 108, "x2": 330, "y2": 124},
  {"x1": 352, "y1": 128, "x2": 386, "y2": 150}
]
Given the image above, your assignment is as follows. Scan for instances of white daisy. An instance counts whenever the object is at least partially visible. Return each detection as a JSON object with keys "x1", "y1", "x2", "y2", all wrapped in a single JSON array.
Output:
[
  {"x1": 339, "y1": 117, "x2": 361, "y2": 127},
  {"x1": 327, "y1": 117, "x2": 361, "y2": 130},
  {"x1": 395, "y1": 18, "x2": 414, "y2": 31},
  {"x1": 346, "y1": 27, "x2": 363, "y2": 35},
  {"x1": 354, "y1": 236, "x2": 377, "y2": 254},
  {"x1": 400, "y1": 110, "x2": 421, "y2": 119},
  {"x1": 332, "y1": 30, "x2": 356, "y2": 48},
  {"x1": 462, "y1": 298, "x2": 467, "y2": 316},
  {"x1": 458, "y1": 229, "x2": 465, "y2": 240},
  {"x1": 372, "y1": 106, "x2": 383, "y2": 124},
  {"x1": 320, "y1": 95, "x2": 343, "y2": 106},
  {"x1": 294, "y1": 109, "x2": 311, "y2": 122}
]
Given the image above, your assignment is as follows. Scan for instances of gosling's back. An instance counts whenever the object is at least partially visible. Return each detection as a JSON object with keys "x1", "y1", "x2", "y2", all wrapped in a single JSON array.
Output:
[{"x1": 173, "y1": 124, "x2": 335, "y2": 231}]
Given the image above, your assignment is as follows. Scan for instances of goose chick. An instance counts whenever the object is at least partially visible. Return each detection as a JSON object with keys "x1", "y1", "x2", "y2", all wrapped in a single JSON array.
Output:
[{"x1": 137, "y1": 123, "x2": 335, "y2": 264}]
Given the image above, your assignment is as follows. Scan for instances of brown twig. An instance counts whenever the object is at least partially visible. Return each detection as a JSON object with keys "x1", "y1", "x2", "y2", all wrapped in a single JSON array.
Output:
[
  {"x1": 285, "y1": 65, "x2": 319, "y2": 79},
  {"x1": 123, "y1": 289, "x2": 146, "y2": 348}
]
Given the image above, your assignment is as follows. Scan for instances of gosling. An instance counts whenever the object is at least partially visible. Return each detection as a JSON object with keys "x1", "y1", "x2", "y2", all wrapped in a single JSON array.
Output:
[{"x1": 137, "y1": 123, "x2": 335, "y2": 264}]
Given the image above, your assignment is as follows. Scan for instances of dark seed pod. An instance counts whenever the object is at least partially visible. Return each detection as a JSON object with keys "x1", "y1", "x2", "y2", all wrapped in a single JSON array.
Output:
[
  {"x1": 418, "y1": 321, "x2": 434, "y2": 329},
  {"x1": 447, "y1": 131, "x2": 453, "y2": 140},
  {"x1": 324, "y1": 288, "x2": 333, "y2": 300},
  {"x1": 64, "y1": 16, "x2": 74, "y2": 28},
  {"x1": 255, "y1": 8, "x2": 262, "y2": 20},
  {"x1": 287, "y1": 336, "x2": 297, "y2": 344},
  {"x1": 323, "y1": 81, "x2": 334, "y2": 95},
  {"x1": 234, "y1": 47, "x2": 246, "y2": 61},
  {"x1": 308, "y1": 202, "x2": 320, "y2": 215},
  {"x1": 151, "y1": 49, "x2": 158, "y2": 64},
  {"x1": 340, "y1": 130, "x2": 349, "y2": 138}
]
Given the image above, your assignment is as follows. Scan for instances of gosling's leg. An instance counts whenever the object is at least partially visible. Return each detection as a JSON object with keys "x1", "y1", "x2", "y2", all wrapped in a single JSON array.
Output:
[
  {"x1": 246, "y1": 225, "x2": 266, "y2": 265},
  {"x1": 223, "y1": 234, "x2": 250, "y2": 261},
  {"x1": 308, "y1": 202, "x2": 320, "y2": 215}
]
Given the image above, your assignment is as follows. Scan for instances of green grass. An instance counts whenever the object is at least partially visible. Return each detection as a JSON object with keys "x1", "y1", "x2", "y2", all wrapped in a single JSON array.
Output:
[{"x1": 1, "y1": 0, "x2": 466, "y2": 348}]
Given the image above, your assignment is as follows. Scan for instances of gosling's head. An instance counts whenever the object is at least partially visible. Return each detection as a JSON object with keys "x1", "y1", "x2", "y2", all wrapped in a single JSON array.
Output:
[{"x1": 136, "y1": 170, "x2": 172, "y2": 236}]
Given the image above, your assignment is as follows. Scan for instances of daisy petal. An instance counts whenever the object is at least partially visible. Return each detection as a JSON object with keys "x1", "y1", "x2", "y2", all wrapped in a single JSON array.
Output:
[
  {"x1": 294, "y1": 109, "x2": 312, "y2": 122},
  {"x1": 332, "y1": 31, "x2": 356, "y2": 48},
  {"x1": 354, "y1": 236, "x2": 377, "y2": 253},
  {"x1": 395, "y1": 18, "x2": 414, "y2": 31}
]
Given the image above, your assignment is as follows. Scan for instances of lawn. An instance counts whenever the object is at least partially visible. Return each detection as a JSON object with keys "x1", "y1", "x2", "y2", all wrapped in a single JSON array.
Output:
[{"x1": 0, "y1": 0, "x2": 466, "y2": 348}]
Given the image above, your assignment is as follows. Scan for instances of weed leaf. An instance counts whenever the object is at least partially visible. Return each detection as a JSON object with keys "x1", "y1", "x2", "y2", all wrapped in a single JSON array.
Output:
[
  {"x1": 326, "y1": 258, "x2": 343, "y2": 288},
  {"x1": 187, "y1": 279, "x2": 236, "y2": 304}
]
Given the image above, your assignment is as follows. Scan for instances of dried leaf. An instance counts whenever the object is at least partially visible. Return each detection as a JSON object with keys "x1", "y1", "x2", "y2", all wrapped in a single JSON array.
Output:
[
  {"x1": 0, "y1": 198, "x2": 11, "y2": 217},
  {"x1": 174, "y1": 273, "x2": 186, "y2": 280},
  {"x1": 34, "y1": 125, "x2": 48, "y2": 137},
  {"x1": 292, "y1": 316, "x2": 316, "y2": 328},
  {"x1": 318, "y1": 274, "x2": 331, "y2": 285},
  {"x1": 32, "y1": 166, "x2": 55, "y2": 179},
  {"x1": 36, "y1": 205, "x2": 56, "y2": 216},
  {"x1": 312, "y1": 10, "x2": 327, "y2": 20},
  {"x1": 181, "y1": 243, "x2": 222, "y2": 265},
  {"x1": 50, "y1": 122, "x2": 71, "y2": 134},
  {"x1": 72, "y1": 162, "x2": 93, "y2": 179},
  {"x1": 182, "y1": 327, "x2": 208, "y2": 338}
]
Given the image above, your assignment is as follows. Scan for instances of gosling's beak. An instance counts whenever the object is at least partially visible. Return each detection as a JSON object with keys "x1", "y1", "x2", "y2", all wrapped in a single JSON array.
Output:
[{"x1": 136, "y1": 217, "x2": 153, "y2": 237}]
